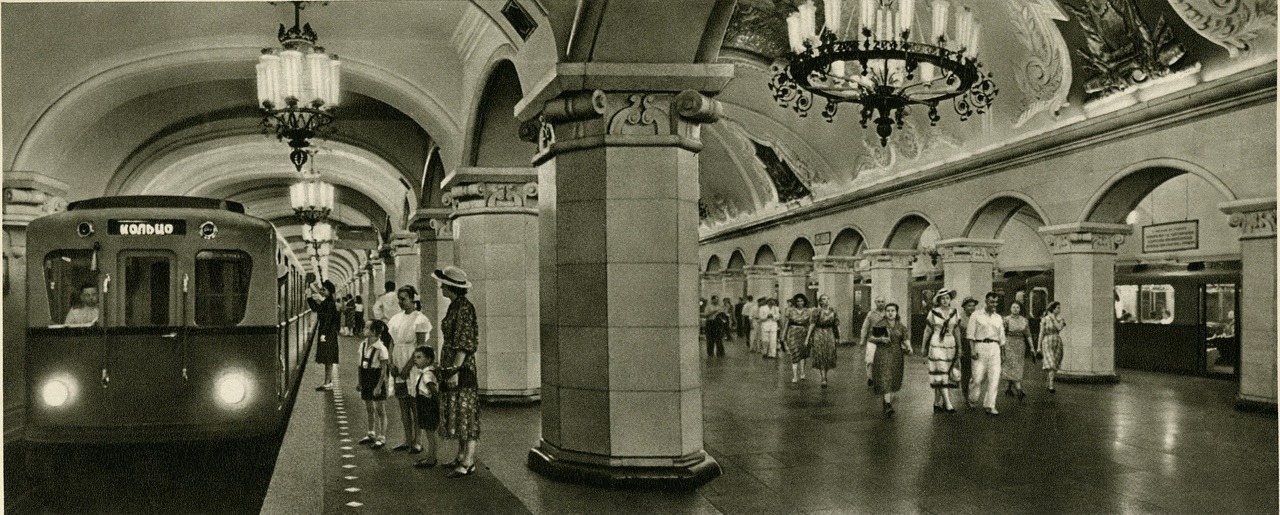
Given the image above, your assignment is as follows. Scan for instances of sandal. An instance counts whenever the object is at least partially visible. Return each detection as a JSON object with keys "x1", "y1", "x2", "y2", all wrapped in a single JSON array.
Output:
[{"x1": 446, "y1": 463, "x2": 476, "y2": 478}]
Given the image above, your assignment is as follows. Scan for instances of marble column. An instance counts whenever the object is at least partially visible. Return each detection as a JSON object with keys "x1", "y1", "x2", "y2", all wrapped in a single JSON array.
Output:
[
  {"x1": 444, "y1": 168, "x2": 540, "y2": 402},
  {"x1": 720, "y1": 270, "x2": 746, "y2": 302},
  {"x1": 3, "y1": 172, "x2": 68, "y2": 442},
  {"x1": 410, "y1": 209, "x2": 455, "y2": 346},
  {"x1": 775, "y1": 262, "x2": 814, "y2": 306},
  {"x1": 519, "y1": 63, "x2": 732, "y2": 488},
  {"x1": 1039, "y1": 223, "x2": 1131, "y2": 383},
  {"x1": 936, "y1": 238, "x2": 1003, "y2": 303},
  {"x1": 1220, "y1": 198, "x2": 1277, "y2": 411},
  {"x1": 392, "y1": 231, "x2": 421, "y2": 295},
  {"x1": 813, "y1": 257, "x2": 858, "y2": 343},
  {"x1": 744, "y1": 265, "x2": 778, "y2": 301},
  {"x1": 864, "y1": 249, "x2": 917, "y2": 318}
]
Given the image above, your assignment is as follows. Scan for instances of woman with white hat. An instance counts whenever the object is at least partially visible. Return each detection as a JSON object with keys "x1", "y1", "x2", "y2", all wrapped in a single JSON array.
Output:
[
  {"x1": 922, "y1": 289, "x2": 962, "y2": 413},
  {"x1": 432, "y1": 266, "x2": 481, "y2": 478}
]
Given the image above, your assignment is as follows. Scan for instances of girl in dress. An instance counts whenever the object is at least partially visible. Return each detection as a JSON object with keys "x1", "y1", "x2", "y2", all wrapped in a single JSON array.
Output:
[
  {"x1": 760, "y1": 298, "x2": 780, "y2": 359},
  {"x1": 1002, "y1": 301, "x2": 1033, "y2": 401},
  {"x1": 785, "y1": 294, "x2": 812, "y2": 383},
  {"x1": 921, "y1": 289, "x2": 962, "y2": 412},
  {"x1": 869, "y1": 303, "x2": 910, "y2": 416},
  {"x1": 1039, "y1": 302, "x2": 1066, "y2": 393},
  {"x1": 357, "y1": 320, "x2": 391, "y2": 449},
  {"x1": 806, "y1": 294, "x2": 840, "y2": 388}
]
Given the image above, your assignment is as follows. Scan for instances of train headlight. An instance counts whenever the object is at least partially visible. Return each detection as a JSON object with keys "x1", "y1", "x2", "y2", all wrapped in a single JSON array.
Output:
[
  {"x1": 77, "y1": 222, "x2": 94, "y2": 237},
  {"x1": 41, "y1": 379, "x2": 72, "y2": 407},
  {"x1": 215, "y1": 372, "x2": 250, "y2": 406}
]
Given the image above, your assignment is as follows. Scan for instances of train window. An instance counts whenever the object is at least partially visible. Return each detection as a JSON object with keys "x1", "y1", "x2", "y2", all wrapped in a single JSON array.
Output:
[
  {"x1": 195, "y1": 250, "x2": 251, "y2": 326},
  {"x1": 1139, "y1": 284, "x2": 1176, "y2": 324},
  {"x1": 43, "y1": 250, "x2": 99, "y2": 327},
  {"x1": 123, "y1": 253, "x2": 172, "y2": 326}
]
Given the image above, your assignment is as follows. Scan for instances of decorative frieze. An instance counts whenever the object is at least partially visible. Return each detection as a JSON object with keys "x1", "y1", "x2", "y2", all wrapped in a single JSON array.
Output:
[
  {"x1": 1038, "y1": 223, "x2": 1132, "y2": 254},
  {"x1": 774, "y1": 261, "x2": 814, "y2": 275},
  {"x1": 391, "y1": 231, "x2": 419, "y2": 255},
  {"x1": 863, "y1": 249, "x2": 918, "y2": 270},
  {"x1": 743, "y1": 264, "x2": 777, "y2": 277},
  {"x1": 3, "y1": 171, "x2": 69, "y2": 226},
  {"x1": 1220, "y1": 198, "x2": 1277, "y2": 239},
  {"x1": 934, "y1": 238, "x2": 1003, "y2": 264},
  {"x1": 409, "y1": 208, "x2": 455, "y2": 241},
  {"x1": 441, "y1": 167, "x2": 539, "y2": 215},
  {"x1": 1167, "y1": 0, "x2": 1277, "y2": 58}
]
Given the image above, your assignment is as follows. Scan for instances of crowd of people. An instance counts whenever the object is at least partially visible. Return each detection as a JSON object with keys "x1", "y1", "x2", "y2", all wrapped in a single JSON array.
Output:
[
  {"x1": 701, "y1": 289, "x2": 1068, "y2": 417},
  {"x1": 307, "y1": 267, "x2": 482, "y2": 479}
]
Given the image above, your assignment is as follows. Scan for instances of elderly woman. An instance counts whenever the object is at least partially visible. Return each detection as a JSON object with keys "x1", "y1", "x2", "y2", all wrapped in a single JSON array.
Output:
[{"x1": 433, "y1": 266, "x2": 481, "y2": 478}]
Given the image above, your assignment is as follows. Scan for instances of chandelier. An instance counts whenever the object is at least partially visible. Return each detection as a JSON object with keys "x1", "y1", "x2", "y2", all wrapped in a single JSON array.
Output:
[
  {"x1": 770, "y1": 0, "x2": 997, "y2": 146},
  {"x1": 290, "y1": 163, "x2": 335, "y2": 226},
  {"x1": 256, "y1": 1, "x2": 341, "y2": 172},
  {"x1": 302, "y1": 220, "x2": 333, "y2": 279}
]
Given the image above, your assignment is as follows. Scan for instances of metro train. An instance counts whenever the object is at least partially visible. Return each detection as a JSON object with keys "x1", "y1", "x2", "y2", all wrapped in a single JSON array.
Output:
[{"x1": 24, "y1": 196, "x2": 313, "y2": 444}]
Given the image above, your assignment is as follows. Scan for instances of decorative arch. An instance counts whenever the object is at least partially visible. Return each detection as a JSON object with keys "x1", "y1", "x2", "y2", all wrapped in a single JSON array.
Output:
[
  {"x1": 828, "y1": 227, "x2": 867, "y2": 256},
  {"x1": 785, "y1": 237, "x2": 816, "y2": 262},
  {"x1": 883, "y1": 213, "x2": 937, "y2": 249},
  {"x1": 726, "y1": 249, "x2": 747, "y2": 270},
  {"x1": 753, "y1": 244, "x2": 777, "y2": 266},
  {"x1": 462, "y1": 54, "x2": 535, "y2": 167},
  {"x1": 420, "y1": 145, "x2": 446, "y2": 208},
  {"x1": 964, "y1": 192, "x2": 1052, "y2": 239},
  {"x1": 705, "y1": 255, "x2": 723, "y2": 273},
  {"x1": 1081, "y1": 158, "x2": 1238, "y2": 223}
]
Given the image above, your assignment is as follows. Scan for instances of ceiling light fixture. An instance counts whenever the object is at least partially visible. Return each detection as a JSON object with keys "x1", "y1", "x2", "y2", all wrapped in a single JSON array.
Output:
[{"x1": 256, "y1": 1, "x2": 341, "y2": 172}]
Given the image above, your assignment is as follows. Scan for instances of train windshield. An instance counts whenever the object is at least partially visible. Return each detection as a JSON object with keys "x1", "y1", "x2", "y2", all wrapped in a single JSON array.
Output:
[
  {"x1": 43, "y1": 250, "x2": 100, "y2": 327},
  {"x1": 195, "y1": 250, "x2": 251, "y2": 326}
]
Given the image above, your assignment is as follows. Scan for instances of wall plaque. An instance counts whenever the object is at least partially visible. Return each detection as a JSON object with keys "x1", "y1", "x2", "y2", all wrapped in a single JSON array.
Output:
[{"x1": 1142, "y1": 220, "x2": 1199, "y2": 253}]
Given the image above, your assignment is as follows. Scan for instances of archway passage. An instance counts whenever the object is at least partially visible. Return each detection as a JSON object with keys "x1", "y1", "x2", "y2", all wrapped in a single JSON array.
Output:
[
  {"x1": 726, "y1": 249, "x2": 747, "y2": 270},
  {"x1": 705, "y1": 255, "x2": 724, "y2": 272},
  {"x1": 828, "y1": 228, "x2": 865, "y2": 256},
  {"x1": 754, "y1": 244, "x2": 777, "y2": 266},
  {"x1": 1084, "y1": 165, "x2": 1236, "y2": 224},
  {"x1": 785, "y1": 237, "x2": 815, "y2": 262},
  {"x1": 466, "y1": 60, "x2": 535, "y2": 167}
]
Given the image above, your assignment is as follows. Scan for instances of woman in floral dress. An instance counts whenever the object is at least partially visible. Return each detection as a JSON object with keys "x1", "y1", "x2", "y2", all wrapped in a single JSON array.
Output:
[
  {"x1": 806, "y1": 294, "x2": 840, "y2": 388},
  {"x1": 870, "y1": 303, "x2": 910, "y2": 416},
  {"x1": 1039, "y1": 302, "x2": 1066, "y2": 393},
  {"x1": 433, "y1": 266, "x2": 481, "y2": 478},
  {"x1": 921, "y1": 290, "x2": 962, "y2": 412},
  {"x1": 785, "y1": 294, "x2": 812, "y2": 383},
  {"x1": 1001, "y1": 300, "x2": 1033, "y2": 401}
]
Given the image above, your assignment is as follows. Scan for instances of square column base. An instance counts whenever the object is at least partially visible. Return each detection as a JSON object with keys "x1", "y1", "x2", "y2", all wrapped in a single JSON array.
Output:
[
  {"x1": 527, "y1": 443, "x2": 721, "y2": 490},
  {"x1": 1234, "y1": 395, "x2": 1278, "y2": 414},
  {"x1": 480, "y1": 390, "x2": 541, "y2": 405},
  {"x1": 1055, "y1": 373, "x2": 1120, "y2": 384}
]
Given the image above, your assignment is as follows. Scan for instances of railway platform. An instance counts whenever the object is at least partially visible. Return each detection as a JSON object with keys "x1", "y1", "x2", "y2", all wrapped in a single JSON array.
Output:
[{"x1": 262, "y1": 333, "x2": 1277, "y2": 514}]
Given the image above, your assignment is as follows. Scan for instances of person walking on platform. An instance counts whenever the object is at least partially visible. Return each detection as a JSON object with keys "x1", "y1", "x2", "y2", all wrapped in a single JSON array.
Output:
[
  {"x1": 388, "y1": 285, "x2": 433, "y2": 454},
  {"x1": 736, "y1": 297, "x2": 749, "y2": 339},
  {"x1": 957, "y1": 296, "x2": 979, "y2": 403},
  {"x1": 807, "y1": 294, "x2": 840, "y2": 387},
  {"x1": 373, "y1": 281, "x2": 399, "y2": 323},
  {"x1": 353, "y1": 295, "x2": 366, "y2": 335},
  {"x1": 786, "y1": 294, "x2": 812, "y2": 383},
  {"x1": 859, "y1": 297, "x2": 888, "y2": 387},
  {"x1": 922, "y1": 290, "x2": 962, "y2": 413},
  {"x1": 968, "y1": 292, "x2": 1006, "y2": 415},
  {"x1": 409, "y1": 346, "x2": 441, "y2": 468},
  {"x1": 1002, "y1": 300, "x2": 1033, "y2": 402},
  {"x1": 869, "y1": 303, "x2": 910, "y2": 416},
  {"x1": 704, "y1": 296, "x2": 724, "y2": 357},
  {"x1": 759, "y1": 298, "x2": 780, "y2": 359},
  {"x1": 357, "y1": 320, "x2": 392, "y2": 449},
  {"x1": 742, "y1": 295, "x2": 758, "y2": 352},
  {"x1": 310, "y1": 280, "x2": 341, "y2": 391},
  {"x1": 433, "y1": 266, "x2": 481, "y2": 478},
  {"x1": 1039, "y1": 302, "x2": 1066, "y2": 393}
]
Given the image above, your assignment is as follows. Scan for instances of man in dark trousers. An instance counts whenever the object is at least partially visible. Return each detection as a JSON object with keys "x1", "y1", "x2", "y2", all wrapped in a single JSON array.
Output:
[{"x1": 734, "y1": 297, "x2": 747, "y2": 338}]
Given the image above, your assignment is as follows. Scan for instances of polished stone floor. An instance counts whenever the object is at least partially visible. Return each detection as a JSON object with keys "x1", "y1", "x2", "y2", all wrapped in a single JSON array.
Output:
[{"x1": 312, "y1": 333, "x2": 1277, "y2": 514}]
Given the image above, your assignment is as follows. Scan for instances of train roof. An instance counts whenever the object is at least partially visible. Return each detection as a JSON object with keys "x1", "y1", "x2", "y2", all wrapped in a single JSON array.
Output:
[{"x1": 66, "y1": 196, "x2": 245, "y2": 213}]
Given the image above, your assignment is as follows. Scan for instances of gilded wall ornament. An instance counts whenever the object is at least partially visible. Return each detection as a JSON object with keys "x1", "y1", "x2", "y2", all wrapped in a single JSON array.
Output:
[
  {"x1": 1065, "y1": 0, "x2": 1193, "y2": 101},
  {"x1": 1166, "y1": 0, "x2": 1277, "y2": 57}
]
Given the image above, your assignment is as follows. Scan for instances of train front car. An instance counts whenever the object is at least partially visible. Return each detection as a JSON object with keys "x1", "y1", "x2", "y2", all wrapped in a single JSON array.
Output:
[{"x1": 25, "y1": 196, "x2": 296, "y2": 444}]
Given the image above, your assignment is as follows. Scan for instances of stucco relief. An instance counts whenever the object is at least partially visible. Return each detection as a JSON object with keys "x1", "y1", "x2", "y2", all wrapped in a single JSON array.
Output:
[
  {"x1": 1167, "y1": 0, "x2": 1277, "y2": 57},
  {"x1": 1066, "y1": 0, "x2": 1194, "y2": 101},
  {"x1": 722, "y1": 1, "x2": 790, "y2": 62},
  {"x1": 1006, "y1": 0, "x2": 1073, "y2": 127},
  {"x1": 608, "y1": 93, "x2": 667, "y2": 135},
  {"x1": 442, "y1": 181, "x2": 538, "y2": 210},
  {"x1": 1227, "y1": 207, "x2": 1277, "y2": 237},
  {"x1": 854, "y1": 120, "x2": 959, "y2": 175},
  {"x1": 1043, "y1": 231, "x2": 1127, "y2": 253}
]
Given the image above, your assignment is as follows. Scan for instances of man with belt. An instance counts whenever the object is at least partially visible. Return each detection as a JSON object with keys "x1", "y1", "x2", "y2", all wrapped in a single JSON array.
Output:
[
  {"x1": 859, "y1": 297, "x2": 888, "y2": 386},
  {"x1": 967, "y1": 292, "x2": 1006, "y2": 415},
  {"x1": 957, "y1": 296, "x2": 980, "y2": 402}
]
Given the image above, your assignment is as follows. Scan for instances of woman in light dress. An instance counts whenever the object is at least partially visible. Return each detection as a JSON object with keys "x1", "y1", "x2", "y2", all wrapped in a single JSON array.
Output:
[
  {"x1": 1001, "y1": 301, "x2": 1033, "y2": 401},
  {"x1": 921, "y1": 290, "x2": 962, "y2": 413},
  {"x1": 1039, "y1": 302, "x2": 1066, "y2": 393},
  {"x1": 806, "y1": 294, "x2": 840, "y2": 388}
]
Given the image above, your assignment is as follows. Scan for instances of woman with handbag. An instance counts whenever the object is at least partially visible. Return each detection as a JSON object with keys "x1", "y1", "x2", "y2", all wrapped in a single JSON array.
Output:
[
  {"x1": 387, "y1": 285, "x2": 433, "y2": 454},
  {"x1": 869, "y1": 303, "x2": 910, "y2": 416},
  {"x1": 433, "y1": 266, "x2": 481, "y2": 478}
]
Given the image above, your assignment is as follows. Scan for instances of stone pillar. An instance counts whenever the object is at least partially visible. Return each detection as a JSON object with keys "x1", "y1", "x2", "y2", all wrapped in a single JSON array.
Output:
[
  {"x1": 520, "y1": 63, "x2": 732, "y2": 488},
  {"x1": 813, "y1": 257, "x2": 858, "y2": 343},
  {"x1": 392, "y1": 231, "x2": 421, "y2": 294},
  {"x1": 744, "y1": 265, "x2": 778, "y2": 301},
  {"x1": 410, "y1": 209, "x2": 455, "y2": 346},
  {"x1": 720, "y1": 270, "x2": 746, "y2": 302},
  {"x1": 1220, "y1": 198, "x2": 1277, "y2": 411},
  {"x1": 699, "y1": 271, "x2": 722, "y2": 301},
  {"x1": 775, "y1": 262, "x2": 814, "y2": 305},
  {"x1": 3, "y1": 172, "x2": 69, "y2": 442},
  {"x1": 936, "y1": 238, "x2": 1003, "y2": 303},
  {"x1": 864, "y1": 249, "x2": 916, "y2": 318},
  {"x1": 1039, "y1": 223, "x2": 1131, "y2": 383},
  {"x1": 443, "y1": 168, "x2": 540, "y2": 402}
]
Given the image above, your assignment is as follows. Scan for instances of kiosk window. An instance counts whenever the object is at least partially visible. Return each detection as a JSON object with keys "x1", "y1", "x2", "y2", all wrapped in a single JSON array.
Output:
[
  {"x1": 196, "y1": 250, "x2": 251, "y2": 326},
  {"x1": 43, "y1": 250, "x2": 98, "y2": 326},
  {"x1": 124, "y1": 254, "x2": 172, "y2": 326}
]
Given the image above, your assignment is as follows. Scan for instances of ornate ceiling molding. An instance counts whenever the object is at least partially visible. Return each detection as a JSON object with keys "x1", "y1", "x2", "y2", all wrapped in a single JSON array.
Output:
[
  {"x1": 1006, "y1": 0, "x2": 1073, "y2": 127},
  {"x1": 854, "y1": 120, "x2": 960, "y2": 176},
  {"x1": 1166, "y1": 0, "x2": 1277, "y2": 58},
  {"x1": 720, "y1": 1, "x2": 789, "y2": 64}
]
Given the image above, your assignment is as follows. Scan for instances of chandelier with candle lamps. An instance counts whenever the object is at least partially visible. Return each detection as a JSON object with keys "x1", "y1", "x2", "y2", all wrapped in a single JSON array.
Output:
[
  {"x1": 770, "y1": 0, "x2": 997, "y2": 146},
  {"x1": 289, "y1": 153, "x2": 335, "y2": 227},
  {"x1": 256, "y1": 1, "x2": 341, "y2": 172}
]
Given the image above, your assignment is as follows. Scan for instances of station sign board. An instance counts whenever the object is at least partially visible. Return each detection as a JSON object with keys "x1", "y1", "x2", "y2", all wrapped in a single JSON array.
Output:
[{"x1": 1141, "y1": 220, "x2": 1198, "y2": 253}]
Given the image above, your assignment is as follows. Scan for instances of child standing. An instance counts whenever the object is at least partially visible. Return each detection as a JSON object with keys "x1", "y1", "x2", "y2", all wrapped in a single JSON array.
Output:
[
  {"x1": 409, "y1": 346, "x2": 440, "y2": 468},
  {"x1": 358, "y1": 320, "x2": 392, "y2": 449}
]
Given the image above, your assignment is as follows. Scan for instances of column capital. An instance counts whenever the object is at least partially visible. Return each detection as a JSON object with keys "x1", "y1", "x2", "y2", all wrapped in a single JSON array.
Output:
[
  {"x1": 1038, "y1": 222, "x2": 1132, "y2": 255},
  {"x1": 743, "y1": 264, "x2": 776, "y2": 276},
  {"x1": 409, "y1": 208, "x2": 455, "y2": 241},
  {"x1": 933, "y1": 238, "x2": 1003, "y2": 264},
  {"x1": 720, "y1": 268, "x2": 745, "y2": 279},
  {"x1": 391, "y1": 231, "x2": 419, "y2": 255},
  {"x1": 700, "y1": 271, "x2": 723, "y2": 281},
  {"x1": 775, "y1": 261, "x2": 815, "y2": 275},
  {"x1": 863, "y1": 249, "x2": 918, "y2": 269},
  {"x1": 1220, "y1": 197, "x2": 1276, "y2": 240},
  {"x1": 441, "y1": 167, "x2": 538, "y2": 216},
  {"x1": 812, "y1": 256, "x2": 860, "y2": 272},
  {"x1": 3, "y1": 171, "x2": 69, "y2": 227}
]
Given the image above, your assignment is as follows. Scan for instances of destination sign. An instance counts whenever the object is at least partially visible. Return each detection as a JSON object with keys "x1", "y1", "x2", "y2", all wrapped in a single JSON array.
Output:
[{"x1": 108, "y1": 219, "x2": 187, "y2": 236}]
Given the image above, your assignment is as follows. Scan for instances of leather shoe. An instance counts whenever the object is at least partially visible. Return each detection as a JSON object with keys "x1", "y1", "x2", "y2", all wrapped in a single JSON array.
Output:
[{"x1": 446, "y1": 463, "x2": 476, "y2": 478}]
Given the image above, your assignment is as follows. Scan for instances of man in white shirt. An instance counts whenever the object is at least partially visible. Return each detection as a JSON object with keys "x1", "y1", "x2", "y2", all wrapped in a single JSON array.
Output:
[
  {"x1": 741, "y1": 295, "x2": 758, "y2": 353},
  {"x1": 373, "y1": 281, "x2": 399, "y2": 322},
  {"x1": 859, "y1": 297, "x2": 887, "y2": 386},
  {"x1": 967, "y1": 292, "x2": 1006, "y2": 415}
]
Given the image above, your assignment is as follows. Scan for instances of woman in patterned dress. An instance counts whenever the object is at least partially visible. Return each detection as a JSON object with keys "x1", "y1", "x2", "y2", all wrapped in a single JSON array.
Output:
[
  {"x1": 1001, "y1": 300, "x2": 1033, "y2": 402},
  {"x1": 786, "y1": 294, "x2": 812, "y2": 383},
  {"x1": 870, "y1": 303, "x2": 910, "y2": 416},
  {"x1": 1039, "y1": 302, "x2": 1066, "y2": 393},
  {"x1": 433, "y1": 266, "x2": 481, "y2": 478},
  {"x1": 921, "y1": 289, "x2": 962, "y2": 413},
  {"x1": 806, "y1": 294, "x2": 840, "y2": 388}
]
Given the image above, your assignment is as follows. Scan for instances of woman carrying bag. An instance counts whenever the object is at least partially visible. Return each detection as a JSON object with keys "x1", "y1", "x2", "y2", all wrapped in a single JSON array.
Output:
[{"x1": 433, "y1": 266, "x2": 482, "y2": 478}]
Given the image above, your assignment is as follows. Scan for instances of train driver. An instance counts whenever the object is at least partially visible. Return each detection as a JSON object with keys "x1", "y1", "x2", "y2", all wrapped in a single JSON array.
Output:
[{"x1": 64, "y1": 283, "x2": 101, "y2": 327}]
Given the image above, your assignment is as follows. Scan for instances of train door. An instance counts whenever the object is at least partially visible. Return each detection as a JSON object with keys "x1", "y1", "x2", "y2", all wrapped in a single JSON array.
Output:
[
  {"x1": 113, "y1": 250, "x2": 183, "y2": 421},
  {"x1": 1201, "y1": 283, "x2": 1239, "y2": 378}
]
